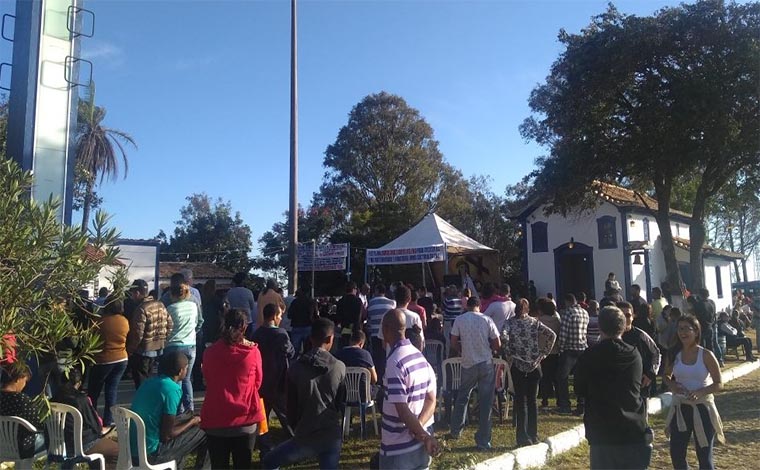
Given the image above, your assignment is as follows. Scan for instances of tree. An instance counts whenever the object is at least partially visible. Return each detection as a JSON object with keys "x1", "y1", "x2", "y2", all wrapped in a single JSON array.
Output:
[
  {"x1": 521, "y1": 1, "x2": 760, "y2": 293},
  {"x1": 320, "y1": 92, "x2": 454, "y2": 246},
  {"x1": 0, "y1": 159, "x2": 122, "y2": 403},
  {"x1": 161, "y1": 193, "x2": 254, "y2": 274},
  {"x1": 75, "y1": 84, "x2": 136, "y2": 230},
  {"x1": 706, "y1": 171, "x2": 760, "y2": 281}
]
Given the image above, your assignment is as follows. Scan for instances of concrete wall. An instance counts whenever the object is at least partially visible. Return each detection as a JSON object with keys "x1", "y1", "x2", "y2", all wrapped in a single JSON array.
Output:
[{"x1": 93, "y1": 242, "x2": 159, "y2": 295}]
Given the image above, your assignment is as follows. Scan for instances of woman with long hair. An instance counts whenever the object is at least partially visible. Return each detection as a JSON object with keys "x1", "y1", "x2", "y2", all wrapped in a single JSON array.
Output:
[
  {"x1": 201, "y1": 308, "x2": 264, "y2": 469},
  {"x1": 505, "y1": 298, "x2": 557, "y2": 447},
  {"x1": 87, "y1": 295, "x2": 129, "y2": 426},
  {"x1": 165, "y1": 281, "x2": 202, "y2": 414},
  {"x1": 53, "y1": 368, "x2": 120, "y2": 459},
  {"x1": 663, "y1": 315, "x2": 724, "y2": 470}
]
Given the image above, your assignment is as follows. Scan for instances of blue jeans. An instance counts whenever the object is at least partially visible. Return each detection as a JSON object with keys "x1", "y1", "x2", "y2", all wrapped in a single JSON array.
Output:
[
  {"x1": 87, "y1": 360, "x2": 128, "y2": 425},
  {"x1": 261, "y1": 434, "x2": 342, "y2": 469},
  {"x1": 670, "y1": 404, "x2": 715, "y2": 470},
  {"x1": 289, "y1": 327, "x2": 311, "y2": 357},
  {"x1": 164, "y1": 345, "x2": 196, "y2": 413},
  {"x1": 712, "y1": 323, "x2": 723, "y2": 363},
  {"x1": 450, "y1": 361, "x2": 495, "y2": 448},
  {"x1": 555, "y1": 350, "x2": 583, "y2": 410},
  {"x1": 379, "y1": 444, "x2": 432, "y2": 470}
]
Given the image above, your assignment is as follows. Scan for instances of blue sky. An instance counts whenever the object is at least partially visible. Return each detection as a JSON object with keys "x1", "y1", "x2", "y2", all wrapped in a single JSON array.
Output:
[{"x1": 2, "y1": 0, "x2": 686, "y2": 253}]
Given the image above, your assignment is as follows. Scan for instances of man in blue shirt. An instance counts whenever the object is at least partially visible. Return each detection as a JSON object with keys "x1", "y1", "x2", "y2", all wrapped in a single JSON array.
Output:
[
  {"x1": 335, "y1": 330, "x2": 377, "y2": 402},
  {"x1": 131, "y1": 351, "x2": 206, "y2": 468}
]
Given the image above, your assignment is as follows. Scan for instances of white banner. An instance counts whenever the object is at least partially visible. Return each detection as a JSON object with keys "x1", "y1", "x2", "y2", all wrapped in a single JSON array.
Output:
[
  {"x1": 366, "y1": 245, "x2": 447, "y2": 266},
  {"x1": 297, "y1": 243, "x2": 348, "y2": 271},
  {"x1": 298, "y1": 243, "x2": 348, "y2": 258}
]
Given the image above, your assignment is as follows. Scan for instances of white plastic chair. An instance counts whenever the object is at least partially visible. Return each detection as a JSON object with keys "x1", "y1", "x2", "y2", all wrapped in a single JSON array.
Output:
[
  {"x1": 440, "y1": 357, "x2": 463, "y2": 421},
  {"x1": 0, "y1": 415, "x2": 43, "y2": 468},
  {"x1": 46, "y1": 402, "x2": 105, "y2": 469},
  {"x1": 423, "y1": 340, "x2": 444, "y2": 372},
  {"x1": 342, "y1": 367, "x2": 378, "y2": 439},
  {"x1": 112, "y1": 406, "x2": 176, "y2": 470}
]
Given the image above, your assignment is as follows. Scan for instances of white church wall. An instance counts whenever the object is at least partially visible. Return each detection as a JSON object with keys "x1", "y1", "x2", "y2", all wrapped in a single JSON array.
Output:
[
  {"x1": 703, "y1": 258, "x2": 733, "y2": 312},
  {"x1": 526, "y1": 202, "x2": 623, "y2": 300}
]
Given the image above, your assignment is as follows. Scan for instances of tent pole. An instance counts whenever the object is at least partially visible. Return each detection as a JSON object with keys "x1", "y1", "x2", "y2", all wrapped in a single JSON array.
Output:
[
  {"x1": 444, "y1": 243, "x2": 449, "y2": 275},
  {"x1": 311, "y1": 239, "x2": 316, "y2": 298},
  {"x1": 346, "y1": 242, "x2": 352, "y2": 281},
  {"x1": 364, "y1": 250, "x2": 368, "y2": 286},
  {"x1": 421, "y1": 263, "x2": 425, "y2": 289}
]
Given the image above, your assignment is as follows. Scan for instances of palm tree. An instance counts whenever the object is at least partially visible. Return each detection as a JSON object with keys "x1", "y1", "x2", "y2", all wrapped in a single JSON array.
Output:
[{"x1": 75, "y1": 84, "x2": 136, "y2": 230}]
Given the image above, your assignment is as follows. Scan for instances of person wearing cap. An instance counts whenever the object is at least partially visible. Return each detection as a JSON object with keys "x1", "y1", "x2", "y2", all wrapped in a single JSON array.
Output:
[{"x1": 126, "y1": 279, "x2": 174, "y2": 389}]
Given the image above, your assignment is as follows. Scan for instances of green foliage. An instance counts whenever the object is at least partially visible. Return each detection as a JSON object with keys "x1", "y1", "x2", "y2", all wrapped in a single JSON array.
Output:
[
  {"x1": 161, "y1": 193, "x2": 254, "y2": 274},
  {"x1": 521, "y1": 0, "x2": 760, "y2": 290},
  {"x1": 0, "y1": 159, "x2": 121, "y2": 389},
  {"x1": 319, "y1": 92, "x2": 463, "y2": 249}
]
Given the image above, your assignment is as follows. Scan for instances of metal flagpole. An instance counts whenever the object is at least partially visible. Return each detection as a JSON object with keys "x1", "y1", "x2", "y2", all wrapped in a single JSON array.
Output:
[
  {"x1": 287, "y1": 0, "x2": 299, "y2": 295},
  {"x1": 311, "y1": 239, "x2": 316, "y2": 298}
]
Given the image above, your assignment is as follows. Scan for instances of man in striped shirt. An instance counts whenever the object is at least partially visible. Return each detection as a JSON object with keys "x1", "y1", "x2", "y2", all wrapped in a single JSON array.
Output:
[
  {"x1": 380, "y1": 309, "x2": 439, "y2": 470},
  {"x1": 443, "y1": 285, "x2": 464, "y2": 354},
  {"x1": 365, "y1": 284, "x2": 396, "y2": 381}
]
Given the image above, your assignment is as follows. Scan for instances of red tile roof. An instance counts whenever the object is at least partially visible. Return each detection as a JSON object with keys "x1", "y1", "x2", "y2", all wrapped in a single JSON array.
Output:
[
  {"x1": 84, "y1": 244, "x2": 126, "y2": 267},
  {"x1": 592, "y1": 182, "x2": 692, "y2": 218},
  {"x1": 673, "y1": 237, "x2": 744, "y2": 260},
  {"x1": 159, "y1": 261, "x2": 235, "y2": 280}
]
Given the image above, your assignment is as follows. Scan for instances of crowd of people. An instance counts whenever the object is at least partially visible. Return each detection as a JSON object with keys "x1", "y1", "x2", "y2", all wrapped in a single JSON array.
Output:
[{"x1": 1, "y1": 268, "x2": 759, "y2": 470}]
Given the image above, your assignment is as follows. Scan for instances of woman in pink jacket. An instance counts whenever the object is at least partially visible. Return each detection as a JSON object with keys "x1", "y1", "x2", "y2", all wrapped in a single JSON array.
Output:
[{"x1": 201, "y1": 309, "x2": 264, "y2": 469}]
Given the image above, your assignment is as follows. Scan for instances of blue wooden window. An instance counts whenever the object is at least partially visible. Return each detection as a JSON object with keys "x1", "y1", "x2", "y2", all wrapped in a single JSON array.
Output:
[
  {"x1": 715, "y1": 266, "x2": 723, "y2": 298},
  {"x1": 597, "y1": 216, "x2": 617, "y2": 249},
  {"x1": 531, "y1": 222, "x2": 548, "y2": 253},
  {"x1": 643, "y1": 218, "x2": 650, "y2": 242}
]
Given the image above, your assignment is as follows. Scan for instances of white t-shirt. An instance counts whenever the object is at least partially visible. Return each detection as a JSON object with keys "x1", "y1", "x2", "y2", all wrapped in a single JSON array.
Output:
[
  {"x1": 451, "y1": 311, "x2": 499, "y2": 368},
  {"x1": 378, "y1": 307, "x2": 424, "y2": 342},
  {"x1": 483, "y1": 300, "x2": 515, "y2": 333}
]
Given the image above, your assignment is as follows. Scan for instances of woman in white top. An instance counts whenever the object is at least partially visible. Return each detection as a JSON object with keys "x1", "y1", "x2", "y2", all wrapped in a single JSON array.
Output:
[{"x1": 663, "y1": 315, "x2": 724, "y2": 470}]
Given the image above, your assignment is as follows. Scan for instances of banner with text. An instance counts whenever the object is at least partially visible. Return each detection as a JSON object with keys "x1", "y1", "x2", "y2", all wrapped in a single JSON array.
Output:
[
  {"x1": 366, "y1": 245, "x2": 447, "y2": 266},
  {"x1": 298, "y1": 243, "x2": 348, "y2": 271}
]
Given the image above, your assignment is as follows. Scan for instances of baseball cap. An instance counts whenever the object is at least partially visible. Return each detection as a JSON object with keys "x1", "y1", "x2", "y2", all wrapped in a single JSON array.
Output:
[{"x1": 130, "y1": 279, "x2": 149, "y2": 291}]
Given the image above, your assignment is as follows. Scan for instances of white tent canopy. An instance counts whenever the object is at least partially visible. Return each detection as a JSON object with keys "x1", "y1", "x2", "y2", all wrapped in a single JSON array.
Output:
[{"x1": 366, "y1": 213, "x2": 496, "y2": 266}]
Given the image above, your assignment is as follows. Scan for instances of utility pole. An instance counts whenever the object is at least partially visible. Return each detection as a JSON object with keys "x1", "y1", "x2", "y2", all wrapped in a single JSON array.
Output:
[{"x1": 287, "y1": 0, "x2": 299, "y2": 294}]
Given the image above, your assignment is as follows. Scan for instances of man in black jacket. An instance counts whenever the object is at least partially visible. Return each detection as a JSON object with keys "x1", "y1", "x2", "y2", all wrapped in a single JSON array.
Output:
[
  {"x1": 262, "y1": 318, "x2": 346, "y2": 470},
  {"x1": 618, "y1": 301, "x2": 661, "y2": 398},
  {"x1": 575, "y1": 306, "x2": 651, "y2": 470}
]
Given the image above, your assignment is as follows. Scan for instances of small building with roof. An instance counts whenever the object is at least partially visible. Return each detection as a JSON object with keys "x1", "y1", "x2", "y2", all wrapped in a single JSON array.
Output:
[{"x1": 512, "y1": 182, "x2": 742, "y2": 312}]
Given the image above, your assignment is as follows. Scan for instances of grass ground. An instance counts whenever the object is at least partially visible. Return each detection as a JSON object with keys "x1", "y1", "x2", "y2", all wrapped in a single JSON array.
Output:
[
  {"x1": 254, "y1": 401, "x2": 583, "y2": 470},
  {"x1": 541, "y1": 366, "x2": 760, "y2": 470}
]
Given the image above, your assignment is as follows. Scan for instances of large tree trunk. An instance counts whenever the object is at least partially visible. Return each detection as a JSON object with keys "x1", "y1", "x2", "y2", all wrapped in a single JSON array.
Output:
[
  {"x1": 80, "y1": 180, "x2": 93, "y2": 232},
  {"x1": 653, "y1": 180, "x2": 683, "y2": 303},
  {"x1": 689, "y1": 218, "x2": 707, "y2": 291},
  {"x1": 689, "y1": 187, "x2": 710, "y2": 291}
]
